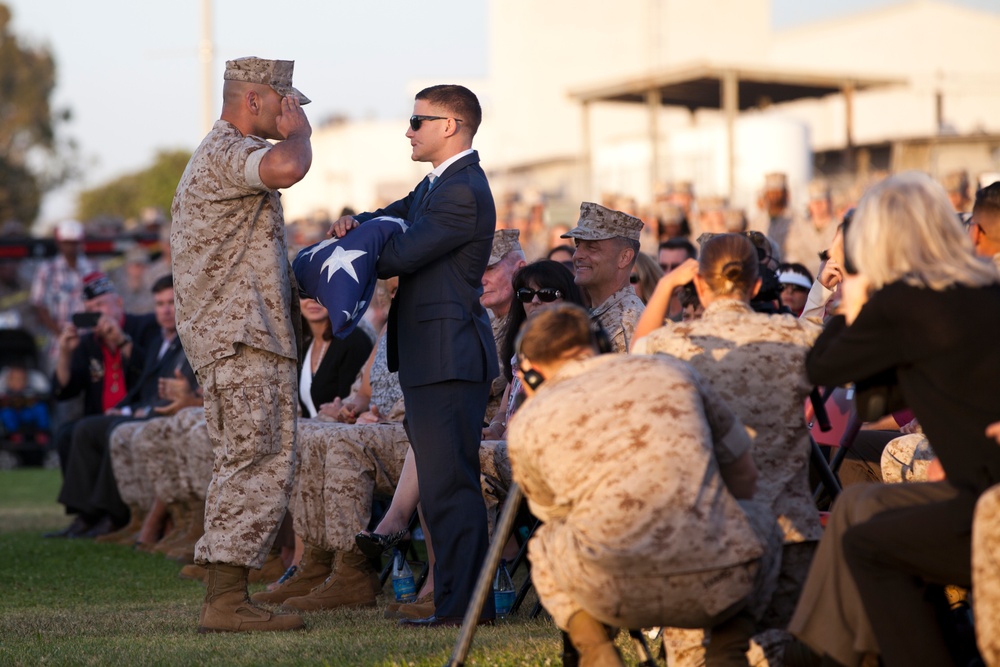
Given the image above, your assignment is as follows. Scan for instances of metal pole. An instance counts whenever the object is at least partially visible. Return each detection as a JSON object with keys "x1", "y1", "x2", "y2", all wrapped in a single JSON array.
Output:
[
  {"x1": 647, "y1": 88, "x2": 662, "y2": 201},
  {"x1": 445, "y1": 483, "x2": 525, "y2": 667},
  {"x1": 200, "y1": 0, "x2": 215, "y2": 134},
  {"x1": 722, "y1": 70, "x2": 738, "y2": 202}
]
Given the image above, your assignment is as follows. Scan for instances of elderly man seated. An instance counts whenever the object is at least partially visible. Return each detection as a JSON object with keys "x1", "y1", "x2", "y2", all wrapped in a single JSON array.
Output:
[{"x1": 507, "y1": 304, "x2": 781, "y2": 666}]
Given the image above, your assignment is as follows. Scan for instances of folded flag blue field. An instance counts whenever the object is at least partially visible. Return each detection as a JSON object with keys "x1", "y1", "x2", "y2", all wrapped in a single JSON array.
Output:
[{"x1": 292, "y1": 216, "x2": 408, "y2": 338}]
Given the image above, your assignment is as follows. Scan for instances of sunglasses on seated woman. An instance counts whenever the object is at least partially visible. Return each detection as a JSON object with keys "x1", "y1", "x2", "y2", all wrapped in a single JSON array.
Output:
[{"x1": 516, "y1": 287, "x2": 563, "y2": 303}]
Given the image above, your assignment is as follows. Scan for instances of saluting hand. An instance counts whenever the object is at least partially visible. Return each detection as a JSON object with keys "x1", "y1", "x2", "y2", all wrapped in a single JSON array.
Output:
[{"x1": 275, "y1": 95, "x2": 311, "y2": 141}]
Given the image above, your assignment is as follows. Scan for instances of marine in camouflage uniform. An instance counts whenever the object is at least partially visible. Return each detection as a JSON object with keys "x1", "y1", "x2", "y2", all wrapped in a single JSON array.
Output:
[
  {"x1": 633, "y1": 298, "x2": 821, "y2": 666},
  {"x1": 109, "y1": 420, "x2": 154, "y2": 515},
  {"x1": 880, "y1": 433, "x2": 934, "y2": 484},
  {"x1": 590, "y1": 284, "x2": 645, "y2": 354},
  {"x1": 171, "y1": 56, "x2": 311, "y2": 632},
  {"x1": 508, "y1": 354, "x2": 781, "y2": 637},
  {"x1": 973, "y1": 483, "x2": 1000, "y2": 666},
  {"x1": 172, "y1": 85, "x2": 303, "y2": 571},
  {"x1": 254, "y1": 331, "x2": 408, "y2": 611},
  {"x1": 559, "y1": 202, "x2": 646, "y2": 354}
]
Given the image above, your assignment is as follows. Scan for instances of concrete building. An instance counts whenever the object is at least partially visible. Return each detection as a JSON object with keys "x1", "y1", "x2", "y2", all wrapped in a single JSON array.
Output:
[{"x1": 283, "y1": 0, "x2": 1000, "y2": 233}]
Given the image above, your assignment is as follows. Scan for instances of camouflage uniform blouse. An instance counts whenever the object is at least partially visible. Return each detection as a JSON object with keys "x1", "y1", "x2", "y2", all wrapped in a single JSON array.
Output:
[
  {"x1": 633, "y1": 298, "x2": 822, "y2": 543},
  {"x1": 508, "y1": 354, "x2": 765, "y2": 574},
  {"x1": 590, "y1": 285, "x2": 645, "y2": 354},
  {"x1": 170, "y1": 120, "x2": 297, "y2": 371}
]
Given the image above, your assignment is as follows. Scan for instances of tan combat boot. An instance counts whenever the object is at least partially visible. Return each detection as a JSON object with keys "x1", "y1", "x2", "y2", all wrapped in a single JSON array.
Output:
[
  {"x1": 152, "y1": 502, "x2": 190, "y2": 555},
  {"x1": 248, "y1": 547, "x2": 288, "y2": 584},
  {"x1": 95, "y1": 503, "x2": 146, "y2": 545},
  {"x1": 251, "y1": 544, "x2": 334, "y2": 605},
  {"x1": 280, "y1": 550, "x2": 377, "y2": 612},
  {"x1": 197, "y1": 563, "x2": 305, "y2": 633},
  {"x1": 166, "y1": 499, "x2": 205, "y2": 563},
  {"x1": 179, "y1": 563, "x2": 207, "y2": 582},
  {"x1": 385, "y1": 591, "x2": 435, "y2": 620},
  {"x1": 566, "y1": 610, "x2": 623, "y2": 667}
]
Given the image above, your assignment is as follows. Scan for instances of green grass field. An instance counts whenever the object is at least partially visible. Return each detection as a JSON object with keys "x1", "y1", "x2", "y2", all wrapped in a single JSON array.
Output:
[{"x1": 0, "y1": 468, "x2": 646, "y2": 666}]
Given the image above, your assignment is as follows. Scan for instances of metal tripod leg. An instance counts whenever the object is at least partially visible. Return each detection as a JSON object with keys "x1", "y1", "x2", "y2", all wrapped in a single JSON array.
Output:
[{"x1": 444, "y1": 483, "x2": 524, "y2": 667}]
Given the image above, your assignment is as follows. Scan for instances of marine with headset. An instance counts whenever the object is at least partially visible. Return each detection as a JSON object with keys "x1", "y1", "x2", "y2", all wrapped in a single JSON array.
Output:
[{"x1": 508, "y1": 303, "x2": 782, "y2": 667}]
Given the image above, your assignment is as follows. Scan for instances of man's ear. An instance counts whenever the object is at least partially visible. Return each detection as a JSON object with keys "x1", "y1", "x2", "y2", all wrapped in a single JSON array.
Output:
[
  {"x1": 619, "y1": 246, "x2": 635, "y2": 270},
  {"x1": 246, "y1": 90, "x2": 260, "y2": 115}
]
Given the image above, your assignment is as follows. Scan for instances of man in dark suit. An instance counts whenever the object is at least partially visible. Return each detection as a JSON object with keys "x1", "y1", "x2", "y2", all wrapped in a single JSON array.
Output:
[
  {"x1": 47, "y1": 275, "x2": 197, "y2": 538},
  {"x1": 332, "y1": 84, "x2": 498, "y2": 626}
]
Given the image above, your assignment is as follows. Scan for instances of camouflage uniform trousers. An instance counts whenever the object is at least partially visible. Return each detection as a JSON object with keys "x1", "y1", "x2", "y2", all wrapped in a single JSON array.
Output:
[
  {"x1": 662, "y1": 541, "x2": 815, "y2": 667},
  {"x1": 479, "y1": 439, "x2": 512, "y2": 537},
  {"x1": 109, "y1": 420, "x2": 155, "y2": 511},
  {"x1": 529, "y1": 498, "x2": 782, "y2": 632},
  {"x1": 292, "y1": 419, "x2": 409, "y2": 553},
  {"x1": 880, "y1": 433, "x2": 933, "y2": 484},
  {"x1": 195, "y1": 347, "x2": 297, "y2": 569},
  {"x1": 973, "y1": 483, "x2": 1000, "y2": 667},
  {"x1": 138, "y1": 407, "x2": 212, "y2": 505}
]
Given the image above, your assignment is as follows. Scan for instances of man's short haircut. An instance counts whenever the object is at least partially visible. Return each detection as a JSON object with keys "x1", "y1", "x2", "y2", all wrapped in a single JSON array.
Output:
[
  {"x1": 151, "y1": 274, "x2": 174, "y2": 294},
  {"x1": 416, "y1": 84, "x2": 482, "y2": 137},
  {"x1": 974, "y1": 181, "x2": 1000, "y2": 219},
  {"x1": 658, "y1": 237, "x2": 697, "y2": 259},
  {"x1": 611, "y1": 236, "x2": 641, "y2": 269}
]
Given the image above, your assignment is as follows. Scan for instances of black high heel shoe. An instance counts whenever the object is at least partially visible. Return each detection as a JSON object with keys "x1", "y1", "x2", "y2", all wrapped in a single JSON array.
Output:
[{"x1": 354, "y1": 528, "x2": 408, "y2": 559}]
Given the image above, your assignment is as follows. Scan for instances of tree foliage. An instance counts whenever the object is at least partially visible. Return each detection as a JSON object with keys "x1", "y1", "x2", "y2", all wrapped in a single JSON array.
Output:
[
  {"x1": 77, "y1": 149, "x2": 191, "y2": 222},
  {"x1": 0, "y1": 3, "x2": 74, "y2": 225}
]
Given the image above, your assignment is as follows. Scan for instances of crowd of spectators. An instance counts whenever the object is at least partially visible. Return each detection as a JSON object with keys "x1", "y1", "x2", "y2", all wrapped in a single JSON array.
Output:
[{"x1": 3, "y1": 165, "x2": 1000, "y2": 665}]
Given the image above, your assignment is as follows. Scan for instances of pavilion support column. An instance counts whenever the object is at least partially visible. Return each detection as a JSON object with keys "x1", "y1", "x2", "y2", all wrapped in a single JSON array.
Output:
[
  {"x1": 647, "y1": 88, "x2": 662, "y2": 201},
  {"x1": 581, "y1": 100, "x2": 593, "y2": 201},
  {"x1": 722, "y1": 70, "x2": 739, "y2": 202},
  {"x1": 843, "y1": 82, "x2": 856, "y2": 174}
]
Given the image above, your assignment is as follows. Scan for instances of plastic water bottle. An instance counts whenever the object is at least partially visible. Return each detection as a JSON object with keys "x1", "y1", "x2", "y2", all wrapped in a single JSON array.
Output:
[
  {"x1": 391, "y1": 549, "x2": 416, "y2": 603},
  {"x1": 493, "y1": 559, "x2": 515, "y2": 618}
]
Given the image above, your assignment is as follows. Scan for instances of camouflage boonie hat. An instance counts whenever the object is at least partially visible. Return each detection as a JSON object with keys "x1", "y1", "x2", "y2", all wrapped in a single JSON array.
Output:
[
  {"x1": 224, "y1": 57, "x2": 311, "y2": 105},
  {"x1": 488, "y1": 229, "x2": 522, "y2": 266},
  {"x1": 561, "y1": 202, "x2": 643, "y2": 242}
]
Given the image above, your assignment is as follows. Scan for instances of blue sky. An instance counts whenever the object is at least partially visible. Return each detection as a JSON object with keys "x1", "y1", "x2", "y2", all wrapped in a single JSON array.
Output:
[{"x1": 4, "y1": 0, "x2": 999, "y2": 223}]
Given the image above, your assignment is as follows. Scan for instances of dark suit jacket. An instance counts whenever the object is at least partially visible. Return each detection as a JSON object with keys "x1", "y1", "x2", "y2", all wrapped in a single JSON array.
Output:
[
  {"x1": 118, "y1": 331, "x2": 196, "y2": 412},
  {"x1": 53, "y1": 313, "x2": 159, "y2": 416},
  {"x1": 355, "y1": 150, "x2": 499, "y2": 388}
]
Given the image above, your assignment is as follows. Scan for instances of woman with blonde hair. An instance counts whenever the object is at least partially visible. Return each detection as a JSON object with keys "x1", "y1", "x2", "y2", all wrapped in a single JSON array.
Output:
[
  {"x1": 629, "y1": 251, "x2": 664, "y2": 304},
  {"x1": 633, "y1": 233, "x2": 822, "y2": 666},
  {"x1": 787, "y1": 171, "x2": 1000, "y2": 667}
]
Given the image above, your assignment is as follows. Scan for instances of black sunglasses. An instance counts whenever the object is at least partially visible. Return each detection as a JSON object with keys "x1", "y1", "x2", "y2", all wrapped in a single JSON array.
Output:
[
  {"x1": 409, "y1": 115, "x2": 463, "y2": 131},
  {"x1": 516, "y1": 287, "x2": 563, "y2": 303}
]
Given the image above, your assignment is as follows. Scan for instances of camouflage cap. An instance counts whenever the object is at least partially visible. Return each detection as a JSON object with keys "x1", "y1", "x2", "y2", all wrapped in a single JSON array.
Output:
[
  {"x1": 561, "y1": 202, "x2": 643, "y2": 242},
  {"x1": 808, "y1": 178, "x2": 831, "y2": 201},
  {"x1": 941, "y1": 170, "x2": 969, "y2": 195},
  {"x1": 224, "y1": 57, "x2": 311, "y2": 105},
  {"x1": 488, "y1": 229, "x2": 522, "y2": 266},
  {"x1": 764, "y1": 172, "x2": 787, "y2": 190}
]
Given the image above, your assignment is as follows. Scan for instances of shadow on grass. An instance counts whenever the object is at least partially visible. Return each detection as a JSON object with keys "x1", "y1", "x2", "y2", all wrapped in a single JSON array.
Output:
[{"x1": 0, "y1": 469, "x2": 577, "y2": 666}]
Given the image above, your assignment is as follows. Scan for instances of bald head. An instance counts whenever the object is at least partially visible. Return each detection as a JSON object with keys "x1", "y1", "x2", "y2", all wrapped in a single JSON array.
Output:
[{"x1": 221, "y1": 80, "x2": 283, "y2": 139}]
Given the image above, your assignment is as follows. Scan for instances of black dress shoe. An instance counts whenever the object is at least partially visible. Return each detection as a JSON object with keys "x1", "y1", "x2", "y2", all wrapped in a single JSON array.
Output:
[
  {"x1": 43, "y1": 515, "x2": 93, "y2": 539},
  {"x1": 354, "y1": 528, "x2": 407, "y2": 559},
  {"x1": 82, "y1": 516, "x2": 116, "y2": 539},
  {"x1": 399, "y1": 614, "x2": 494, "y2": 629}
]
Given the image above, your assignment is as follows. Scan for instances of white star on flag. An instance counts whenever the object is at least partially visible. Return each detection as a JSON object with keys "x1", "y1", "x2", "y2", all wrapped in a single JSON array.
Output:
[
  {"x1": 303, "y1": 236, "x2": 339, "y2": 261},
  {"x1": 321, "y1": 246, "x2": 368, "y2": 283}
]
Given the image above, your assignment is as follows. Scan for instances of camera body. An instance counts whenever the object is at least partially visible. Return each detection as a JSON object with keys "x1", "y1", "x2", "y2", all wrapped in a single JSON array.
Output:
[{"x1": 71, "y1": 312, "x2": 101, "y2": 329}]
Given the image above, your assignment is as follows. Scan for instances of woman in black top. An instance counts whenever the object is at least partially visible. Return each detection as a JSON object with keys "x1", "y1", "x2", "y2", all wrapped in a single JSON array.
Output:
[{"x1": 788, "y1": 171, "x2": 1000, "y2": 667}]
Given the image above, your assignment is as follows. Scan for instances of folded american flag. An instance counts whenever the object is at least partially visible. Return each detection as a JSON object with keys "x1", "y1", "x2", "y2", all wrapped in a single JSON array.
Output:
[{"x1": 292, "y1": 216, "x2": 408, "y2": 338}]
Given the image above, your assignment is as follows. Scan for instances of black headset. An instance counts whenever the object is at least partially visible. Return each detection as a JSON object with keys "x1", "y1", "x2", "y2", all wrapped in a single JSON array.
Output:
[{"x1": 517, "y1": 318, "x2": 613, "y2": 391}]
